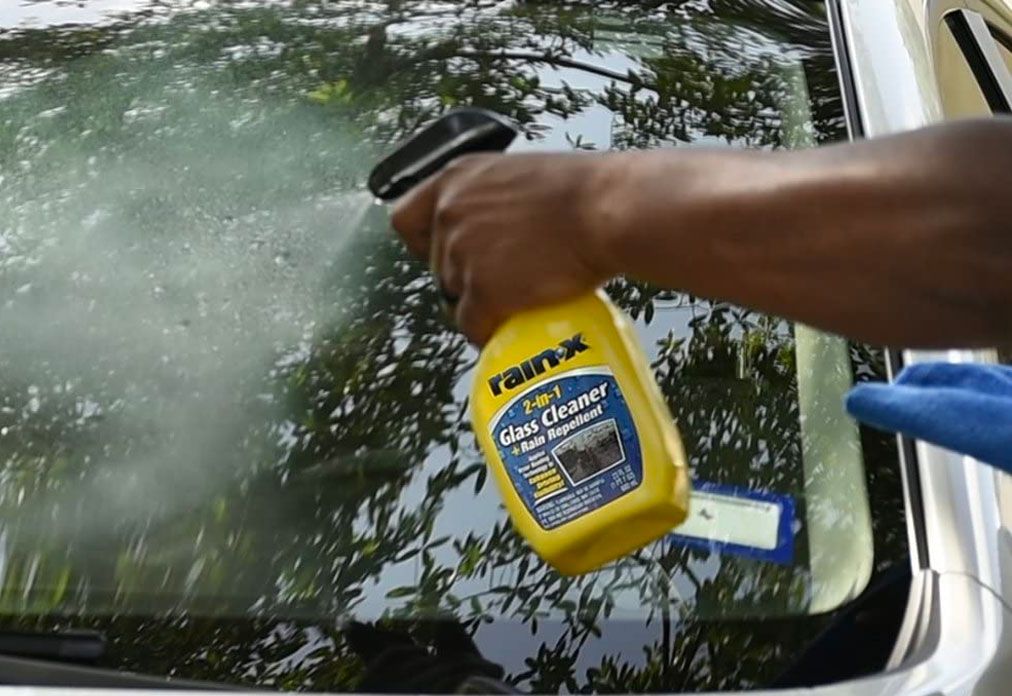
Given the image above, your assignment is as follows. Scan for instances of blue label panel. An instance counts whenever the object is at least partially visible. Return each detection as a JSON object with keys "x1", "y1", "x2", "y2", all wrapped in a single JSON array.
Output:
[
  {"x1": 490, "y1": 368, "x2": 643, "y2": 530},
  {"x1": 668, "y1": 480, "x2": 796, "y2": 566}
]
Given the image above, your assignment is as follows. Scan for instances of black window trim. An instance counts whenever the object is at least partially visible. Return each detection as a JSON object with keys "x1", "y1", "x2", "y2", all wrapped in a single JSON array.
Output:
[{"x1": 943, "y1": 8, "x2": 1012, "y2": 114}]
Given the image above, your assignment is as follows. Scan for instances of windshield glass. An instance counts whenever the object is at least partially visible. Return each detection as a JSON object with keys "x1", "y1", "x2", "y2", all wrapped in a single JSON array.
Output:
[{"x1": 0, "y1": 0, "x2": 906, "y2": 691}]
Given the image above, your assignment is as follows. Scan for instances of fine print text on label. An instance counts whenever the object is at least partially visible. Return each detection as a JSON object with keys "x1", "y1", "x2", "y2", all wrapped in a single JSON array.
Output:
[{"x1": 491, "y1": 367, "x2": 643, "y2": 530}]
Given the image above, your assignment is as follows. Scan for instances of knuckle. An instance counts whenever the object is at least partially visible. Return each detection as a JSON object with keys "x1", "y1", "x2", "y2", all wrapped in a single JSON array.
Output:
[
  {"x1": 433, "y1": 195, "x2": 460, "y2": 229},
  {"x1": 443, "y1": 227, "x2": 470, "y2": 264}
]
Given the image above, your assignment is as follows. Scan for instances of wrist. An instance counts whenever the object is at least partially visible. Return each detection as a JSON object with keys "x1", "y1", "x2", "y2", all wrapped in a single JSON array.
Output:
[
  {"x1": 579, "y1": 151, "x2": 642, "y2": 278},
  {"x1": 582, "y1": 149, "x2": 700, "y2": 282},
  {"x1": 585, "y1": 147, "x2": 791, "y2": 288}
]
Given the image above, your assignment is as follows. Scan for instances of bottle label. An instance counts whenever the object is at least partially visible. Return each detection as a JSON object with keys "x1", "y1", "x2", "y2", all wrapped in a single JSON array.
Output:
[{"x1": 489, "y1": 366, "x2": 643, "y2": 530}]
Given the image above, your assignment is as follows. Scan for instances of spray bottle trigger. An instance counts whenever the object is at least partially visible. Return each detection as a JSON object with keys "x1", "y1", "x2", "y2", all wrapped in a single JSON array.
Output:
[{"x1": 367, "y1": 108, "x2": 517, "y2": 200}]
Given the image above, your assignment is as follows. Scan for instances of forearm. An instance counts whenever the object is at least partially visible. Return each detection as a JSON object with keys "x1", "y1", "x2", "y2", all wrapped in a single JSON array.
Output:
[{"x1": 593, "y1": 119, "x2": 1012, "y2": 347}]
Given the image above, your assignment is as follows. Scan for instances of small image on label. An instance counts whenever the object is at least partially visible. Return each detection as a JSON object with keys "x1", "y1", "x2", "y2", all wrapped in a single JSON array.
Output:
[{"x1": 489, "y1": 367, "x2": 643, "y2": 529}]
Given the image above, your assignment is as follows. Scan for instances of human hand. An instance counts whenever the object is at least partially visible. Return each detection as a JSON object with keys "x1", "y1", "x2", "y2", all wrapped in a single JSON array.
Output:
[
  {"x1": 390, "y1": 152, "x2": 622, "y2": 345},
  {"x1": 846, "y1": 362, "x2": 1012, "y2": 471}
]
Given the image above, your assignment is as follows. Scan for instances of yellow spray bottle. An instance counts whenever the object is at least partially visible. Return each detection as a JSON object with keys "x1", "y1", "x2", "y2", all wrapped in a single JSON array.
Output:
[{"x1": 370, "y1": 108, "x2": 689, "y2": 576}]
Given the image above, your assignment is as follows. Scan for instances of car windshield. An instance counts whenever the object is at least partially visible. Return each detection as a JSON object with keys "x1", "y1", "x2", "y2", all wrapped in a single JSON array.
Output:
[{"x1": 0, "y1": 0, "x2": 906, "y2": 691}]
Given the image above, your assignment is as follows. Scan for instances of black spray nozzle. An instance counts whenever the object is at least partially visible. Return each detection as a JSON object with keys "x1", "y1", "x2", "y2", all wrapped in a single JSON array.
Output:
[{"x1": 368, "y1": 108, "x2": 518, "y2": 200}]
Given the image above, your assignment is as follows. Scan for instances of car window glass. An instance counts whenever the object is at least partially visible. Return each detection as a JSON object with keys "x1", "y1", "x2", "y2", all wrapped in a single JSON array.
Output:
[{"x1": 0, "y1": 1, "x2": 905, "y2": 691}]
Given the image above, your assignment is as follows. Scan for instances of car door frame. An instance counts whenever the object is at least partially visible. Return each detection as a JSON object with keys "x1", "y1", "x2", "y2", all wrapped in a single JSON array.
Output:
[{"x1": 784, "y1": 2, "x2": 1012, "y2": 695}]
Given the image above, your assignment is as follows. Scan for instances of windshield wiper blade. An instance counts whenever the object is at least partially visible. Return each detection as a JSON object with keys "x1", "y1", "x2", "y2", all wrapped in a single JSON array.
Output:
[
  {"x1": 0, "y1": 629, "x2": 238, "y2": 690},
  {"x1": 0, "y1": 653, "x2": 238, "y2": 690},
  {"x1": 0, "y1": 628, "x2": 105, "y2": 663}
]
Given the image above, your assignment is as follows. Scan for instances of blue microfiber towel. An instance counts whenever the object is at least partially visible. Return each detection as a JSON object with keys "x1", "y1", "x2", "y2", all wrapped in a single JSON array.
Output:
[{"x1": 846, "y1": 362, "x2": 1012, "y2": 472}]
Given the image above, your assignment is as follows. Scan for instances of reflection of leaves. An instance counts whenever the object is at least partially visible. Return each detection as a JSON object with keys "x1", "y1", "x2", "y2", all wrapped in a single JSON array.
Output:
[{"x1": 308, "y1": 79, "x2": 352, "y2": 105}]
